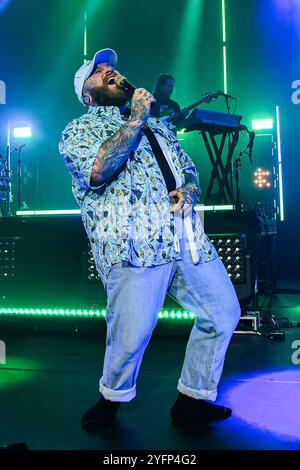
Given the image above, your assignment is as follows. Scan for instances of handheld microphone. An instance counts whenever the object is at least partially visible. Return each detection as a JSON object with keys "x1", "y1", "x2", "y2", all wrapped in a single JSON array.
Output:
[{"x1": 114, "y1": 74, "x2": 136, "y2": 97}]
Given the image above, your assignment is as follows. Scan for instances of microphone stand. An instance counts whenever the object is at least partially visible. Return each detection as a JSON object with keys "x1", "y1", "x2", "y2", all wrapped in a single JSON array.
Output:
[
  {"x1": 233, "y1": 141, "x2": 250, "y2": 213},
  {"x1": 4, "y1": 123, "x2": 12, "y2": 217},
  {"x1": 224, "y1": 95, "x2": 231, "y2": 114},
  {"x1": 6, "y1": 143, "x2": 12, "y2": 217},
  {"x1": 12, "y1": 144, "x2": 25, "y2": 212}
]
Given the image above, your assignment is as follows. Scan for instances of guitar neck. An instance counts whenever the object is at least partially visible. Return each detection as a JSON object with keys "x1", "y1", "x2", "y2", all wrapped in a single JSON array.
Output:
[{"x1": 166, "y1": 97, "x2": 207, "y2": 124}]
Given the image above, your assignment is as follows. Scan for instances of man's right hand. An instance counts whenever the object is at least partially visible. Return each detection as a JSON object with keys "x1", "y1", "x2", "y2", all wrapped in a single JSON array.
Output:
[{"x1": 130, "y1": 88, "x2": 156, "y2": 124}]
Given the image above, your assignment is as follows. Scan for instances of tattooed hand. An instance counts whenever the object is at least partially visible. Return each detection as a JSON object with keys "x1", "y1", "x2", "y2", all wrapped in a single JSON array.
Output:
[
  {"x1": 130, "y1": 88, "x2": 156, "y2": 124},
  {"x1": 169, "y1": 183, "x2": 200, "y2": 215}
]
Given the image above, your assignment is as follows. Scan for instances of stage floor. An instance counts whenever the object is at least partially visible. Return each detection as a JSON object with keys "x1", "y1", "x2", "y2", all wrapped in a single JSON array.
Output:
[{"x1": 0, "y1": 292, "x2": 300, "y2": 450}]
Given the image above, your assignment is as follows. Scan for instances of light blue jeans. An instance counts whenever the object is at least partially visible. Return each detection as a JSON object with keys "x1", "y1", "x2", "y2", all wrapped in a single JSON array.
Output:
[{"x1": 99, "y1": 233, "x2": 241, "y2": 402}]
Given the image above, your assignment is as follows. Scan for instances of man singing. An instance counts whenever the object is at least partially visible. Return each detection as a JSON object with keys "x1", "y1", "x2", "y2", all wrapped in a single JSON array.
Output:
[{"x1": 59, "y1": 48, "x2": 240, "y2": 433}]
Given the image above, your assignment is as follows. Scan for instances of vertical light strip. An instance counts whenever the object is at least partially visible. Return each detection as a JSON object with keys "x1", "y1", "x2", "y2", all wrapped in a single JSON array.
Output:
[
  {"x1": 6, "y1": 121, "x2": 12, "y2": 217},
  {"x1": 7, "y1": 120, "x2": 10, "y2": 147},
  {"x1": 223, "y1": 46, "x2": 227, "y2": 94},
  {"x1": 276, "y1": 105, "x2": 285, "y2": 221},
  {"x1": 222, "y1": 0, "x2": 226, "y2": 42},
  {"x1": 221, "y1": 0, "x2": 228, "y2": 94},
  {"x1": 83, "y1": 11, "x2": 88, "y2": 62}
]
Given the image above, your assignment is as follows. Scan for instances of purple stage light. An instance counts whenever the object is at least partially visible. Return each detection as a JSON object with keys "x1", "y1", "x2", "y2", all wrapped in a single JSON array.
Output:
[
  {"x1": 227, "y1": 369, "x2": 300, "y2": 441},
  {"x1": 272, "y1": 0, "x2": 300, "y2": 25}
]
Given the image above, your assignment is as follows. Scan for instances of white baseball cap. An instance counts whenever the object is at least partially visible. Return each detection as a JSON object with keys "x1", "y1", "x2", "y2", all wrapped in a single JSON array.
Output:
[{"x1": 74, "y1": 48, "x2": 118, "y2": 104}]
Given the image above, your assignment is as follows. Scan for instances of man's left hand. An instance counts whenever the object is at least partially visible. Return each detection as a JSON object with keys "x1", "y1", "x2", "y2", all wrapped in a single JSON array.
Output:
[{"x1": 169, "y1": 184, "x2": 199, "y2": 214}]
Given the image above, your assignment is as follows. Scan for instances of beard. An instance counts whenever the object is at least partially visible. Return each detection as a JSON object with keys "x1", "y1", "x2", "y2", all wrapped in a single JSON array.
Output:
[{"x1": 89, "y1": 83, "x2": 129, "y2": 107}]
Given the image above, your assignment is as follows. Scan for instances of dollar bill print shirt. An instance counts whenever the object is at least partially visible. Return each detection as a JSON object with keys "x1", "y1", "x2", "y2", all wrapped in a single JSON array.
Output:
[{"x1": 58, "y1": 106, "x2": 218, "y2": 286}]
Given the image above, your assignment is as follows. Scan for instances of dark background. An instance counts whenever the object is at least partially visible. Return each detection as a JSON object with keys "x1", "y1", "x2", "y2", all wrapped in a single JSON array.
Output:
[{"x1": 0, "y1": 0, "x2": 299, "y2": 277}]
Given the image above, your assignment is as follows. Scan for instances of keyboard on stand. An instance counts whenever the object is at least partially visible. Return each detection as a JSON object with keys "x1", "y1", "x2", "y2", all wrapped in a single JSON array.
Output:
[{"x1": 177, "y1": 108, "x2": 243, "y2": 135}]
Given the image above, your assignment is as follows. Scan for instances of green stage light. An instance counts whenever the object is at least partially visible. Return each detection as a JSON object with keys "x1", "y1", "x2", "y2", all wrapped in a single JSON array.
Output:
[
  {"x1": 222, "y1": 0, "x2": 228, "y2": 94},
  {"x1": 172, "y1": 0, "x2": 203, "y2": 104},
  {"x1": 16, "y1": 206, "x2": 233, "y2": 217},
  {"x1": 16, "y1": 210, "x2": 81, "y2": 216},
  {"x1": 84, "y1": 11, "x2": 88, "y2": 60},
  {"x1": 195, "y1": 204, "x2": 234, "y2": 211},
  {"x1": 40, "y1": 0, "x2": 104, "y2": 96},
  {"x1": 223, "y1": 46, "x2": 228, "y2": 94},
  {"x1": 252, "y1": 119, "x2": 274, "y2": 130},
  {"x1": 0, "y1": 357, "x2": 40, "y2": 390},
  {"x1": 0, "y1": 308, "x2": 195, "y2": 321},
  {"x1": 222, "y1": 0, "x2": 226, "y2": 43},
  {"x1": 276, "y1": 105, "x2": 285, "y2": 221}
]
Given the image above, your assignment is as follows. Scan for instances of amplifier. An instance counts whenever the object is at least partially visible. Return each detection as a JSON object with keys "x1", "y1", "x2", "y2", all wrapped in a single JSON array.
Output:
[
  {"x1": 84, "y1": 233, "x2": 247, "y2": 285},
  {"x1": 208, "y1": 233, "x2": 246, "y2": 284},
  {"x1": 83, "y1": 233, "x2": 253, "y2": 305}
]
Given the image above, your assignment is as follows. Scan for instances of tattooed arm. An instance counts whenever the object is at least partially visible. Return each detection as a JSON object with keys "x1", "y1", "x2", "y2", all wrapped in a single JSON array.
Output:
[{"x1": 90, "y1": 88, "x2": 155, "y2": 187}]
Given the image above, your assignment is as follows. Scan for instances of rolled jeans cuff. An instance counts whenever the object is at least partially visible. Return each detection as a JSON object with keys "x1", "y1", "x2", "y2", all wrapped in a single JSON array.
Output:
[
  {"x1": 177, "y1": 379, "x2": 217, "y2": 402},
  {"x1": 99, "y1": 378, "x2": 136, "y2": 402}
]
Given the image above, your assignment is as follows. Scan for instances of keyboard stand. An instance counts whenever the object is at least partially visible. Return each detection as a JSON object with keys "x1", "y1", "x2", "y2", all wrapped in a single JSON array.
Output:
[{"x1": 201, "y1": 129, "x2": 240, "y2": 204}]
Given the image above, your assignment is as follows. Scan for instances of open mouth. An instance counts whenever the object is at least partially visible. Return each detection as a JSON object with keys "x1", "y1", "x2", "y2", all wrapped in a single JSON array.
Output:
[
  {"x1": 107, "y1": 76, "x2": 115, "y2": 85},
  {"x1": 105, "y1": 71, "x2": 117, "y2": 85}
]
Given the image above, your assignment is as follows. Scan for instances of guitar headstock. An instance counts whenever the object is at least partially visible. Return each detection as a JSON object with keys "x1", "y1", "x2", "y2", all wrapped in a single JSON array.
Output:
[{"x1": 202, "y1": 91, "x2": 219, "y2": 104}]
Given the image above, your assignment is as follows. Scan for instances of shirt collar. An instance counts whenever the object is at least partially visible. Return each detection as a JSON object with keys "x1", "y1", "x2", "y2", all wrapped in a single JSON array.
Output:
[{"x1": 87, "y1": 105, "x2": 122, "y2": 119}]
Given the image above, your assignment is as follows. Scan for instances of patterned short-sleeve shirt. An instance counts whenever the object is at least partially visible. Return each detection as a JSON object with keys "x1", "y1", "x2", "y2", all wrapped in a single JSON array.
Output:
[{"x1": 58, "y1": 106, "x2": 218, "y2": 285}]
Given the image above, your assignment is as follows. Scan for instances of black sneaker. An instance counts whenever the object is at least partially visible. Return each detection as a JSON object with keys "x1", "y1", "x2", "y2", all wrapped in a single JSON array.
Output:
[
  {"x1": 170, "y1": 392, "x2": 232, "y2": 425},
  {"x1": 81, "y1": 396, "x2": 121, "y2": 432}
]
